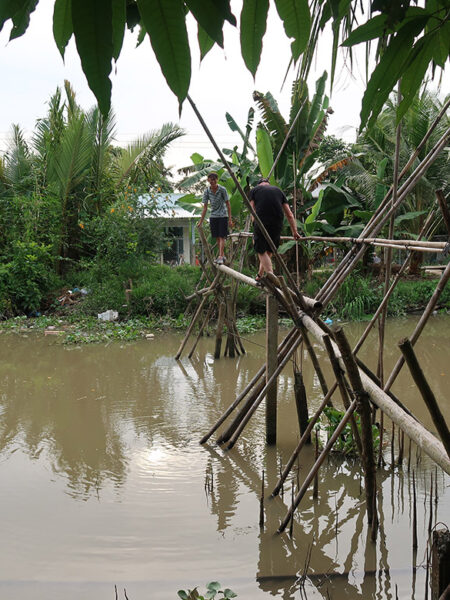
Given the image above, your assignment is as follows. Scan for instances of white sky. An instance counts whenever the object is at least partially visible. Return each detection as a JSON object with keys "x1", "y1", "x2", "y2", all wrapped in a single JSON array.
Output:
[{"x1": 0, "y1": 1, "x2": 400, "y2": 172}]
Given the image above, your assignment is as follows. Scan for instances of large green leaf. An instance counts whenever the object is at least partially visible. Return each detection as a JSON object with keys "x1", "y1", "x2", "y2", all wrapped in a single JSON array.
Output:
[
  {"x1": 3, "y1": 0, "x2": 38, "y2": 40},
  {"x1": 137, "y1": 0, "x2": 191, "y2": 107},
  {"x1": 111, "y1": 0, "x2": 126, "y2": 60},
  {"x1": 0, "y1": 0, "x2": 26, "y2": 32},
  {"x1": 394, "y1": 210, "x2": 427, "y2": 225},
  {"x1": 397, "y1": 34, "x2": 436, "y2": 123},
  {"x1": 360, "y1": 16, "x2": 429, "y2": 130},
  {"x1": 256, "y1": 127, "x2": 274, "y2": 180},
  {"x1": 342, "y1": 14, "x2": 388, "y2": 47},
  {"x1": 185, "y1": 0, "x2": 234, "y2": 46},
  {"x1": 197, "y1": 24, "x2": 215, "y2": 60},
  {"x1": 53, "y1": 0, "x2": 72, "y2": 58},
  {"x1": 240, "y1": 0, "x2": 269, "y2": 77},
  {"x1": 71, "y1": 0, "x2": 113, "y2": 116},
  {"x1": 274, "y1": 0, "x2": 310, "y2": 60}
]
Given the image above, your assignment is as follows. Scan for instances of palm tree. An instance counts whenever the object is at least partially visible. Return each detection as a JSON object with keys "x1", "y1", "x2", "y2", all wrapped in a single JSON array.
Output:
[{"x1": 1, "y1": 82, "x2": 186, "y2": 273}]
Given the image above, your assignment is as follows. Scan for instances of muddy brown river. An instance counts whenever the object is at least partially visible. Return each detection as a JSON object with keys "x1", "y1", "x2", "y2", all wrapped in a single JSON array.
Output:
[{"x1": 0, "y1": 315, "x2": 449, "y2": 599}]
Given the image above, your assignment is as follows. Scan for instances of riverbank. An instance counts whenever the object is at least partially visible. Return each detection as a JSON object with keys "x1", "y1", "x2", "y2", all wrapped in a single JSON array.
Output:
[{"x1": 0, "y1": 269, "x2": 448, "y2": 344}]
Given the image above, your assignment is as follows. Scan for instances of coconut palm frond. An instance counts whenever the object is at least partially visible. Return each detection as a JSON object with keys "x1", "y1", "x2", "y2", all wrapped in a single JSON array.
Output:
[
  {"x1": 3, "y1": 124, "x2": 33, "y2": 188},
  {"x1": 51, "y1": 115, "x2": 92, "y2": 205},
  {"x1": 117, "y1": 123, "x2": 185, "y2": 184}
]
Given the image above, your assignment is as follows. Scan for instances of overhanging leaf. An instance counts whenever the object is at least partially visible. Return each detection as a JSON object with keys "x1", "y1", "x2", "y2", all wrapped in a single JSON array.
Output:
[
  {"x1": 53, "y1": 0, "x2": 73, "y2": 58},
  {"x1": 111, "y1": 0, "x2": 126, "y2": 60},
  {"x1": 71, "y1": 0, "x2": 113, "y2": 116},
  {"x1": 198, "y1": 23, "x2": 215, "y2": 60},
  {"x1": 278, "y1": 240, "x2": 296, "y2": 253},
  {"x1": 240, "y1": 0, "x2": 269, "y2": 77},
  {"x1": 398, "y1": 35, "x2": 436, "y2": 124},
  {"x1": 137, "y1": 0, "x2": 191, "y2": 107},
  {"x1": 185, "y1": 0, "x2": 229, "y2": 46},
  {"x1": 7, "y1": 0, "x2": 38, "y2": 40},
  {"x1": 274, "y1": 0, "x2": 310, "y2": 59},
  {"x1": 342, "y1": 14, "x2": 388, "y2": 47},
  {"x1": 360, "y1": 16, "x2": 429, "y2": 130}
]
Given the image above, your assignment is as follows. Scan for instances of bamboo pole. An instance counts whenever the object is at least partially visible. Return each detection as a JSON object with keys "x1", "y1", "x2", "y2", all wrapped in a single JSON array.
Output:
[
  {"x1": 266, "y1": 293, "x2": 279, "y2": 444},
  {"x1": 318, "y1": 128, "x2": 450, "y2": 306},
  {"x1": 323, "y1": 334, "x2": 362, "y2": 455},
  {"x1": 334, "y1": 326, "x2": 376, "y2": 525},
  {"x1": 384, "y1": 261, "x2": 450, "y2": 392},
  {"x1": 175, "y1": 295, "x2": 208, "y2": 360},
  {"x1": 294, "y1": 370, "x2": 310, "y2": 442},
  {"x1": 398, "y1": 338, "x2": 450, "y2": 458},
  {"x1": 353, "y1": 210, "x2": 436, "y2": 355}
]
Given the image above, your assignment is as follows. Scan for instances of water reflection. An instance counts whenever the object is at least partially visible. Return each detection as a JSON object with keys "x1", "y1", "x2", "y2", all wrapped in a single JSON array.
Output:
[{"x1": 0, "y1": 315, "x2": 448, "y2": 599}]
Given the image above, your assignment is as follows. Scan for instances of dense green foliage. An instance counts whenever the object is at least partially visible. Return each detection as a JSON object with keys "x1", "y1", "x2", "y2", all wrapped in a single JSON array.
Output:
[{"x1": 0, "y1": 84, "x2": 184, "y2": 317}]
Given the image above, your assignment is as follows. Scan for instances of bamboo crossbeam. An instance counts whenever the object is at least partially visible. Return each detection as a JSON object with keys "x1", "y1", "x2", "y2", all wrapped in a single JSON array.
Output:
[
  {"x1": 215, "y1": 264, "x2": 322, "y2": 312},
  {"x1": 230, "y1": 231, "x2": 447, "y2": 250},
  {"x1": 280, "y1": 235, "x2": 447, "y2": 249}
]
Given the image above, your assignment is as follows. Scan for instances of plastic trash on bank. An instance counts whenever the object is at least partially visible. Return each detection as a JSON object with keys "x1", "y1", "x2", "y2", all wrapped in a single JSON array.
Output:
[{"x1": 97, "y1": 310, "x2": 119, "y2": 322}]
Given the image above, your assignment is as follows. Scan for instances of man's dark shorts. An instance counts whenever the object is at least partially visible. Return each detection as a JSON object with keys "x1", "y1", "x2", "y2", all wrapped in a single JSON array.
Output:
[
  {"x1": 253, "y1": 222, "x2": 281, "y2": 254},
  {"x1": 210, "y1": 216, "x2": 228, "y2": 238}
]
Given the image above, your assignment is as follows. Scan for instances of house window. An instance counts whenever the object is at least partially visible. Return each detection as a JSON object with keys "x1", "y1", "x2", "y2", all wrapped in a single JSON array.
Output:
[{"x1": 163, "y1": 226, "x2": 184, "y2": 265}]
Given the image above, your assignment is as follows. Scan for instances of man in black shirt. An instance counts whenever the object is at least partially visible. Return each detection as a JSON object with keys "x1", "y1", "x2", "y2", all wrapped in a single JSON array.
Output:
[{"x1": 249, "y1": 178, "x2": 301, "y2": 281}]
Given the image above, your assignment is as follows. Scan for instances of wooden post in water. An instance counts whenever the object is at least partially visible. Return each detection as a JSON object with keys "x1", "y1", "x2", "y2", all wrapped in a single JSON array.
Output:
[
  {"x1": 266, "y1": 293, "x2": 279, "y2": 445},
  {"x1": 431, "y1": 530, "x2": 450, "y2": 600}
]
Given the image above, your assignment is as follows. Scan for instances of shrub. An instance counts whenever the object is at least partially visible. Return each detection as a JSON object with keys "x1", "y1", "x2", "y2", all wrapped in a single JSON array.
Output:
[
  {"x1": 131, "y1": 264, "x2": 200, "y2": 316},
  {"x1": 0, "y1": 241, "x2": 60, "y2": 314}
]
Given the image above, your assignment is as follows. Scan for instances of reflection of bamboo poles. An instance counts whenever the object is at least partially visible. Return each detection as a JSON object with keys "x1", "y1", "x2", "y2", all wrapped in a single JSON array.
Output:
[
  {"x1": 201, "y1": 329, "x2": 299, "y2": 445},
  {"x1": 278, "y1": 400, "x2": 357, "y2": 532}
]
